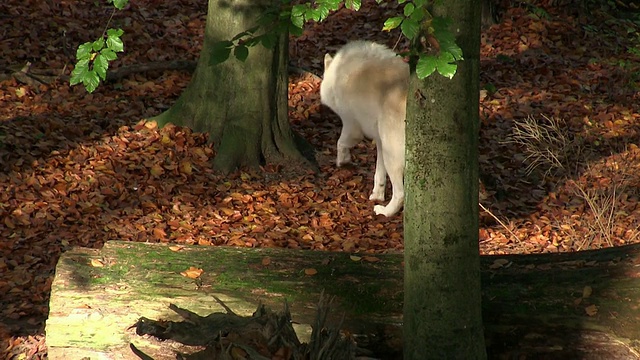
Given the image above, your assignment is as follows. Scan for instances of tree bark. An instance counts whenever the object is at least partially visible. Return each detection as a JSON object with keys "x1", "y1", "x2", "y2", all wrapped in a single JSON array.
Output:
[
  {"x1": 403, "y1": 0, "x2": 485, "y2": 359},
  {"x1": 153, "y1": 0, "x2": 314, "y2": 174}
]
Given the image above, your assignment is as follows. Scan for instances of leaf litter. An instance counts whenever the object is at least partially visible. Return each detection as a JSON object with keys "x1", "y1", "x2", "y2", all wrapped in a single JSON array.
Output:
[{"x1": 2, "y1": 0, "x2": 640, "y2": 357}]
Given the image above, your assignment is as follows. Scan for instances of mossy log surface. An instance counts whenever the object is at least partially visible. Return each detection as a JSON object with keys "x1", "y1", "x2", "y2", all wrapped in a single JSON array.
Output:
[{"x1": 46, "y1": 241, "x2": 640, "y2": 359}]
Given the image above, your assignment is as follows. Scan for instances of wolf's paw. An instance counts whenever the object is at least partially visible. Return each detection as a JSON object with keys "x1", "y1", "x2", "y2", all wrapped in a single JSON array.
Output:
[
  {"x1": 374, "y1": 204, "x2": 396, "y2": 217},
  {"x1": 336, "y1": 149, "x2": 351, "y2": 167},
  {"x1": 369, "y1": 190, "x2": 385, "y2": 201},
  {"x1": 336, "y1": 156, "x2": 351, "y2": 167}
]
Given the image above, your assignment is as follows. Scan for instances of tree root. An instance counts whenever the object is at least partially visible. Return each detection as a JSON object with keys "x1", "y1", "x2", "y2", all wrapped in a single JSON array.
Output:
[{"x1": 130, "y1": 293, "x2": 359, "y2": 360}]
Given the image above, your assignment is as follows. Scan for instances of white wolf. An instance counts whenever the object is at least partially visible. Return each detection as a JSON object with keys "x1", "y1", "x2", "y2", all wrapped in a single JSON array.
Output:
[{"x1": 320, "y1": 41, "x2": 408, "y2": 217}]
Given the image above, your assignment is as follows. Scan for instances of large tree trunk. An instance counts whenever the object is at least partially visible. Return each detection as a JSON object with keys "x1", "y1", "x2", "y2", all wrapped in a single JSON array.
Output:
[
  {"x1": 403, "y1": 0, "x2": 485, "y2": 359},
  {"x1": 153, "y1": 0, "x2": 314, "y2": 173}
]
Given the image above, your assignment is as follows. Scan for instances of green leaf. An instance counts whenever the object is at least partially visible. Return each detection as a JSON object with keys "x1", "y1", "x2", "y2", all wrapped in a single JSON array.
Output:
[
  {"x1": 234, "y1": 45, "x2": 249, "y2": 61},
  {"x1": 432, "y1": 16, "x2": 452, "y2": 31},
  {"x1": 435, "y1": 51, "x2": 457, "y2": 79},
  {"x1": 93, "y1": 53, "x2": 109, "y2": 80},
  {"x1": 401, "y1": 18, "x2": 419, "y2": 39},
  {"x1": 289, "y1": 23, "x2": 304, "y2": 36},
  {"x1": 291, "y1": 3, "x2": 309, "y2": 20},
  {"x1": 260, "y1": 32, "x2": 278, "y2": 49},
  {"x1": 106, "y1": 28, "x2": 124, "y2": 38},
  {"x1": 434, "y1": 29, "x2": 463, "y2": 60},
  {"x1": 312, "y1": 5, "x2": 330, "y2": 21},
  {"x1": 324, "y1": 0, "x2": 341, "y2": 10},
  {"x1": 71, "y1": 59, "x2": 99, "y2": 93},
  {"x1": 100, "y1": 48, "x2": 117, "y2": 61},
  {"x1": 92, "y1": 39, "x2": 105, "y2": 52},
  {"x1": 382, "y1": 17, "x2": 403, "y2": 31},
  {"x1": 416, "y1": 54, "x2": 436, "y2": 79},
  {"x1": 210, "y1": 41, "x2": 233, "y2": 65},
  {"x1": 106, "y1": 29, "x2": 125, "y2": 52},
  {"x1": 83, "y1": 70, "x2": 100, "y2": 93},
  {"x1": 403, "y1": 3, "x2": 414, "y2": 16},
  {"x1": 397, "y1": 0, "x2": 407, "y2": 4},
  {"x1": 291, "y1": 14, "x2": 304, "y2": 29},
  {"x1": 409, "y1": 6, "x2": 425, "y2": 22},
  {"x1": 413, "y1": 0, "x2": 427, "y2": 7},
  {"x1": 70, "y1": 59, "x2": 89, "y2": 85},
  {"x1": 76, "y1": 42, "x2": 93, "y2": 60},
  {"x1": 346, "y1": 0, "x2": 361, "y2": 11},
  {"x1": 109, "y1": 0, "x2": 128, "y2": 10}
]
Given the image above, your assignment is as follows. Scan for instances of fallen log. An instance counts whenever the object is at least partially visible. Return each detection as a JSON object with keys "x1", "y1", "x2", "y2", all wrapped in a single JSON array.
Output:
[{"x1": 46, "y1": 241, "x2": 640, "y2": 359}]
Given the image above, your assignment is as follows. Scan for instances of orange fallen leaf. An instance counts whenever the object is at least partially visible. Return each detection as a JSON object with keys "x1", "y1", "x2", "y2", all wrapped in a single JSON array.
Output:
[
  {"x1": 262, "y1": 256, "x2": 271, "y2": 266},
  {"x1": 169, "y1": 245, "x2": 185, "y2": 252},
  {"x1": 144, "y1": 120, "x2": 158, "y2": 129},
  {"x1": 304, "y1": 268, "x2": 317, "y2": 276},
  {"x1": 90, "y1": 259, "x2": 105, "y2": 267},
  {"x1": 181, "y1": 267, "x2": 204, "y2": 279},
  {"x1": 585, "y1": 304, "x2": 598, "y2": 316},
  {"x1": 362, "y1": 256, "x2": 380, "y2": 263}
]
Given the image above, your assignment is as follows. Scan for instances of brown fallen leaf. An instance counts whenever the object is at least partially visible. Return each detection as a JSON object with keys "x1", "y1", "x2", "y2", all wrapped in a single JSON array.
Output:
[
  {"x1": 304, "y1": 268, "x2": 317, "y2": 276},
  {"x1": 262, "y1": 256, "x2": 271, "y2": 266}
]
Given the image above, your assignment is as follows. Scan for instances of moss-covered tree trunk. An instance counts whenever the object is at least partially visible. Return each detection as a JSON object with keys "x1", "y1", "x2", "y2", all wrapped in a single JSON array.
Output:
[
  {"x1": 403, "y1": 0, "x2": 485, "y2": 359},
  {"x1": 154, "y1": 0, "x2": 313, "y2": 173}
]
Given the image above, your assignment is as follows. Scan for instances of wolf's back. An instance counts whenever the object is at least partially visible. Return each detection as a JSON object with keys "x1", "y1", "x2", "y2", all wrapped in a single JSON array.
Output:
[{"x1": 321, "y1": 41, "x2": 408, "y2": 129}]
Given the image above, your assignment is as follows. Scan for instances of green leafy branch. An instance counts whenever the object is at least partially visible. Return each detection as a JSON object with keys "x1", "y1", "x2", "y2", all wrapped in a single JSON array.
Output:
[
  {"x1": 212, "y1": 0, "x2": 463, "y2": 80},
  {"x1": 70, "y1": 0, "x2": 128, "y2": 93},
  {"x1": 210, "y1": 0, "x2": 359, "y2": 65},
  {"x1": 382, "y1": 0, "x2": 463, "y2": 79}
]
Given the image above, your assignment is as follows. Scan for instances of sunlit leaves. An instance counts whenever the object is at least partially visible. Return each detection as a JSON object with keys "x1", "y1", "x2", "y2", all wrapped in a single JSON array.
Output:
[
  {"x1": 70, "y1": 0, "x2": 128, "y2": 92},
  {"x1": 71, "y1": 26, "x2": 125, "y2": 92}
]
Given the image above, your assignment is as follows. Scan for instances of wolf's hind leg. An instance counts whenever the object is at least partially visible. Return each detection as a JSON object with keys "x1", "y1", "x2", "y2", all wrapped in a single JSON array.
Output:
[
  {"x1": 373, "y1": 146, "x2": 404, "y2": 217},
  {"x1": 369, "y1": 144, "x2": 387, "y2": 201},
  {"x1": 336, "y1": 122, "x2": 363, "y2": 167}
]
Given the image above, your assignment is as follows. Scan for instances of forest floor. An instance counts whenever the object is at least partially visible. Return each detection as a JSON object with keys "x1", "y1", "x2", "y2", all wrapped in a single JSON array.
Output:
[{"x1": 2, "y1": 0, "x2": 640, "y2": 358}]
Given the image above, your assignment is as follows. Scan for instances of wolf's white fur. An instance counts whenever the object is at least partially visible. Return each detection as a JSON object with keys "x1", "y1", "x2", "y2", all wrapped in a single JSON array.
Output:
[{"x1": 320, "y1": 41, "x2": 408, "y2": 217}]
